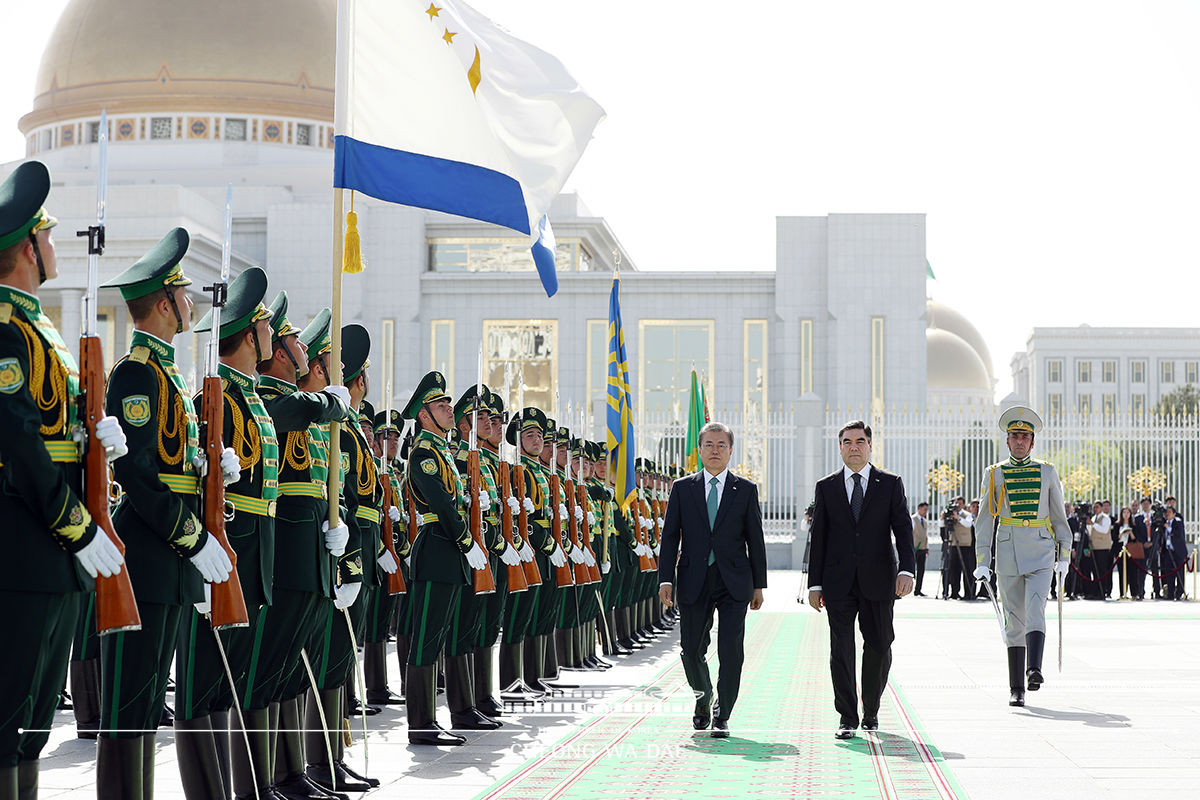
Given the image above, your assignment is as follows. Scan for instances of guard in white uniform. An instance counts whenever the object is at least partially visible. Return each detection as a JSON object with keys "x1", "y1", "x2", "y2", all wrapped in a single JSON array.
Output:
[{"x1": 972, "y1": 406, "x2": 1071, "y2": 707}]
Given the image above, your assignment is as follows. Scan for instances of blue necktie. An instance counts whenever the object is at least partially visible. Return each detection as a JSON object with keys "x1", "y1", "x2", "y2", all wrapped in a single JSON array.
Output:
[
  {"x1": 851, "y1": 473, "x2": 864, "y2": 523},
  {"x1": 707, "y1": 476, "x2": 719, "y2": 565}
]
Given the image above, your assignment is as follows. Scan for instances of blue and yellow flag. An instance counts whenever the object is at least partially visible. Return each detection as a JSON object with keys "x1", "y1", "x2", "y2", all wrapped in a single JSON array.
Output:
[{"x1": 606, "y1": 273, "x2": 637, "y2": 511}]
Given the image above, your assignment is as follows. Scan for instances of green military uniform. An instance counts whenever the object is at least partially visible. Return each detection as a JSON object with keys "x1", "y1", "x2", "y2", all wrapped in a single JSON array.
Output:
[
  {"x1": 524, "y1": 416, "x2": 570, "y2": 693},
  {"x1": 176, "y1": 267, "x2": 277, "y2": 800},
  {"x1": 499, "y1": 409, "x2": 548, "y2": 696},
  {"x1": 973, "y1": 406, "x2": 1073, "y2": 707},
  {"x1": 403, "y1": 371, "x2": 475, "y2": 746},
  {"x1": 445, "y1": 385, "x2": 504, "y2": 730},
  {"x1": 0, "y1": 161, "x2": 93, "y2": 796},
  {"x1": 552, "y1": 428, "x2": 586, "y2": 673},
  {"x1": 99, "y1": 228, "x2": 205, "y2": 797},
  {"x1": 363, "y1": 408, "x2": 406, "y2": 707}
]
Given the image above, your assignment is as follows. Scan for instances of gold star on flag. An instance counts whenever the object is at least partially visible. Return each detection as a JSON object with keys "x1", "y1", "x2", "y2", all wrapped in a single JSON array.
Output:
[
  {"x1": 425, "y1": 3, "x2": 441, "y2": 20},
  {"x1": 443, "y1": 28, "x2": 457, "y2": 44}
]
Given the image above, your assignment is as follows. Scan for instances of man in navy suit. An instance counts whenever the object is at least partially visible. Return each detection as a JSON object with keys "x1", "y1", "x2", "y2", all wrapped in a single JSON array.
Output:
[
  {"x1": 659, "y1": 422, "x2": 767, "y2": 738},
  {"x1": 807, "y1": 420, "x2": 915, "y2": 739},
  {"x1": 1161, "y1": 505, "x2": 1189, "y2": 600}
]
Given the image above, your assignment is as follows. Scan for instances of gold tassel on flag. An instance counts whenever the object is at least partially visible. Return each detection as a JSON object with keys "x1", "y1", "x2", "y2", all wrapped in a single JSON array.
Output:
[{"x1": 343, "y1": 191, "x2": 364, "y2": 273}]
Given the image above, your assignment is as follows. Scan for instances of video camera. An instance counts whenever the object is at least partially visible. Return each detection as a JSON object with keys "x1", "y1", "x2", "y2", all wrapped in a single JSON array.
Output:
[
  {"x1": 1150, "y1": 501, "x2": 1167, "y2": 529},
  {"x1": 1073, "y1": 502, "x2": 1092, "y2": 520}
]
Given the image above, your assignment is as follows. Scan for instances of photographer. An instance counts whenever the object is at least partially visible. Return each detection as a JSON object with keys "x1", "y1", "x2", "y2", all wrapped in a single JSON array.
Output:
[
  {"x1": 942, "y1": 496, "x2": 975, "y2": 600},
  {"x1": 911, "y1": 502, "x2": 929, "y2": 596},
  {"x1": 1087, "y1": 501, "x2": 1113, "y2": 599},
  {"x1": 1129, "y1": 498, "x2": 1153, "y2": 600},
  {"x1": 1160, "y1": 505, "x2": 1189, "y2": 600},
  {"x1": 1147, "y1": 501, "x2": 1168, "y2": 599},
  {"x1": 1066, "y1": 503, "x2": 1092, "y2": 599}
]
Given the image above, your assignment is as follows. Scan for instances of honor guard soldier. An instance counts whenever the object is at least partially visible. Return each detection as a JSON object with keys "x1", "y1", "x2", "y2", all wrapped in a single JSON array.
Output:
[
  {"x1": 253, "y1": 294, "x2": 356, "y2": 799},
  {"x1": 0, "y1": 161, "x2": 129, "y2": 800},
  {"x1": 403, "y1": 371, "x2": 490, "y2": 745},
  {"x1": 527, "y1": 416, "x2": 570, "y2": 694},
  {"x1": 446, "y1": 385, "x2": 506, "y2": 730},
  {"x1": 346, "y1": 396, "x2": 386, "y2": 719},
  {"x1": 363, "y1": 408, "x2": 407, "y2": 708},
  {"x1": 181, "y1": 266, "x2": 278, "y2": 800},
  {"x1": 100, "y1": 228, "x2": 238, "y2": 798},
  {"x1": 300, "y1": 324, "x2": 380, "y2": 792},
  {"x1": 499, "y1": 408, "x2": 551, "y2": 699},
  {"x1": 972, "y1": 406, "x2": 1072, "y2": 707},
  {"x1": 584, "y1": 442, "x2": 620, "y2": 661}
]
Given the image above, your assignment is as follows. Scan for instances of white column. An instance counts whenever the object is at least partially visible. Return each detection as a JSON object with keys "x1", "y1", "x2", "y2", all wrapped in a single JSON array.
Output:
[{"x1": 59, "y1": 289, "x2": 83, "y2": 363}]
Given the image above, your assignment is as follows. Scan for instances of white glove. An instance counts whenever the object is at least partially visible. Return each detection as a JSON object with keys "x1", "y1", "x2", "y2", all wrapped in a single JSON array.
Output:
[
  {"x1": 574, "y1": 506, "x2": 584, "y2": 523},
  {"x1": 507, "y1": 496, "x2": 521, "y2": 514},
  {"x1": 582, "y1": 547, "x2": 597, "y2": 567},
  {"x1": 377, "y1": 550, "x2": 398, "y2": 575},
  {"x1": 74, "y1": 530, "x2": 124, "y2": 578},
  {"x1": 323, "y1": 384, "x2": 352, "y2": 407},
  {"x1": 586, "y1": 511, "x2": 596, "y2": 527},
  {"x1": 323, "y1": 520, "x2": 349, "y2": 557},
  {"x1": 558, "y1": 503, "x2": 568, "y2": 521},
  {"x1": 400, "y1": 509, "x2": 410, "y2": 525},
  {"x1": 601, "y1": 560, "x2": 611, "y2": 574},
  {"x1": 219, "y1": 447, "x2": 240, "y2": 486},
  {"x1": 1054, "y1": 559, "x2": 1071, "y2": 576},
  {"x1": 500, "y1": 546, "x2": 520, "y2": 567},
  {"x1": 190, "y1": 534, "x2": 233, "y2": 584},
  {"x1": 465, "y1": 542, "x2": 489, "y2": 570},
  {"x1": 94, "y1": 415, "x2": 128, "y2": 462},
  {"x1": 1073, "y1": 532, "x2": 1081, "y2": 542},
  {"x1": 549, "y1": 546, "x2": 567, "y2": 568},
  {"x1": 653, "y1": 542, "x2": 661, "y2": 556},
  {"x1": 657, "y1": 517, "x2": 665, "y2": 530},
  {"x1": 522, "y1": 497, "x2": 536, "y2": 514},
  {"x1": 388, "y1": 506, "x2": 402, "y2": 524},
  {"x1": 973, "y1": 564, "x2": 991, "y2": 582},
  {"x1": 478, "y1": 490, "x2": 491, "y2": 512},
  {"x1": 519, "y1": 542, "x2": 534, "y2": 562},
  {"x1": 334, "y1": 582, "x2": 361, "y2": 609},
  {"x1": 642, "y1": 517, "x2": 653, "y2": 531},
  {"x1": 194, "y1": 583, "x2": 212, "y2": 615},
  {"x1": 568, "y1": 545, "x2": 585, "y2": 564}
]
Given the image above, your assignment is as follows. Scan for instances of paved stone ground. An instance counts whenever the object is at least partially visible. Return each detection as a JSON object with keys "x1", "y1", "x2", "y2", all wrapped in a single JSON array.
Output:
[{"x1": 31, "y1": 569, "x2": 1200, "y2": 798}]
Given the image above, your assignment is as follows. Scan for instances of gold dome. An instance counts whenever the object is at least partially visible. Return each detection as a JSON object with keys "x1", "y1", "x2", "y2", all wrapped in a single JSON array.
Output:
[{"x1": 20, "y1": 0, "x2": 334, "y2": 133}]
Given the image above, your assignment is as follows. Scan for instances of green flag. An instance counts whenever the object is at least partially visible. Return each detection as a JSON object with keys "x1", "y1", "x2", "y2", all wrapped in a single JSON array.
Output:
[{"x1": 685, "y1": 369, "x2": 704, "y2": 472}]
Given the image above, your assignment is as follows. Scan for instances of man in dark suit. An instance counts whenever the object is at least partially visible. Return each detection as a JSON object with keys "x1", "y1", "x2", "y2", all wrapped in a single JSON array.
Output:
[
  {"x1": 807, "y1": 420, "x2": 915, "y2": 740},
  {"x1": 1161, "y1": 505, "x2": 1188, "y2": 600},
  {"x1": 659, "y1": 421, "x2": 767, "y2": 739}
]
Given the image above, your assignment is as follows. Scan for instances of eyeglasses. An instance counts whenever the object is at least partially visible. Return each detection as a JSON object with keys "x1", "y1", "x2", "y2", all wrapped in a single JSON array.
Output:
[{"x1": 700, "y1": 442, "x2": 730, "y2": 451}]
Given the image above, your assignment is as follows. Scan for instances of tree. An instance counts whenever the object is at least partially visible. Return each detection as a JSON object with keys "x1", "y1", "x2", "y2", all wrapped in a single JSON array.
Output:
[{"x1": 1154, "y1": 384, "x2": 1200, "y2": 418}]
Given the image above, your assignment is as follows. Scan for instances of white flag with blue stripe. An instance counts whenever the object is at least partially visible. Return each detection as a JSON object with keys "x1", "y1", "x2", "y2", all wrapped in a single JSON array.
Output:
[{"x1": 334, "y1": 0, "x2": 605, "y2": 296}]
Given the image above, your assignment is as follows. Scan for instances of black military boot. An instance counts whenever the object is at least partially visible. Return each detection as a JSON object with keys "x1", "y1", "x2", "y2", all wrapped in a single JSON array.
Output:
[
  {"x1": 447, "y1": 653, "x2": 501, "y2": 730},
  {"x1": 499, "y1": 641, "x2": 542, "y2": 700},
  {"x1": 0, "y1": 765, "x2": 15, "y2": 800},
  {"x1": 395, "y1": 634, "x2": 410, "y2": 698},
  {"x1": 305, "y1": 688, "x2": 371, "y2": 792},
  {"x1": 364, "y1": 642, "x2": 403, "y2": 705},
  {"x1": 274, "y1": 697, "x2": 348, "y2": 800},
  {"x1": 1007, "y1": 647, "x2": 1026, "y2": 707},
  {"x1": 472, "y1": 645, "x2": 504, "y2": 717},
  {"x1": 230, "y1": 706, "x2": 276, "y2": 800},
  {"x1": 542, "y1": 633, "x2": 577, "y2": 689},
  {"x1": 15, "y1": 761, "x2": 36, "y2": 800},
  {"x1": 70, "y1": 658, "x2": 101, "y2": 739},
  {"x1": 1026, "y1": 631, "x2": 1046, "y2": 691},
  {"x1": 407, "y1": 664, "x2": 466, "y2": 746},
  {"x1": 175, "y1": 715, "x2": 226, "y2": 800},
  {"x1": 97, "y1": 737, "x2": 143, "y2": 800},
  {"x1": 211, "y1": 710, "x2": 233, "y2": 800},
  {"x1": 142, "y1": 733, "x2": 157, "y2": 800},
  {"x1": 558, "y1": 626, "x2": 583, "y2": 671}
]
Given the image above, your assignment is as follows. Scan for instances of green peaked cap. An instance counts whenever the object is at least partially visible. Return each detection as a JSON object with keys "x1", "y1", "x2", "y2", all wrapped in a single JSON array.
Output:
[
  {"x1": 0, "y1": 160, "x2": 57, "y2": 251},
  {"x1": 454, "y1": 384, "x2": 491, "y2": 425},
  {"x1": 374, "y1": 409, "x2": 401, "y2": 434},
  {"x1": 487, "y1": 390, "x2": 505, "y2": 417},
  {"x1": 267, "y1": 291, "x2": 302, "y2": 340},
  {"x1": 341, "y1": 324, "x2": 370, "y2": 382},
  {"x1": 298, "y1": 308, "x2": 332, "y2": 358},
  {"x1": 194, "y1": 266, "x2": 271, "y2": 336},
  {"x1": 403, "y1": 371, "x2": 451, "y2": 420},
  {"x1": 101, "y1": 227, "x2": 192, "y2": 300},
  {"x1": 357, "y1": 399, "x2": 375, "y2": 427},
  {"x1": 505, "y1": 406, "x2": 547, "y2": 445}
]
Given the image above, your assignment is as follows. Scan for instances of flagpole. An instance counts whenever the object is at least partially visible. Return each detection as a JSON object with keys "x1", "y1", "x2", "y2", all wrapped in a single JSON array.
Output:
[{"x1": 327, "y1": 187, "x2": 345, "y2": 527}]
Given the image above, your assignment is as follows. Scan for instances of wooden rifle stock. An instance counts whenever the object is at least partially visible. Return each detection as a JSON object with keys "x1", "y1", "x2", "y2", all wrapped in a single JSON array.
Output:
[
  {"x1": 549, "y1": 472, "x2": 574, "y2": 587},
  {"x1": 497, "y1": 460, "x2": 529, "y2": 592},
  {"x1": 81, "y1": 334, "x2": 141, "y2": 635},
  {"x1": 565, "y1": 478, "x2": 591, "y2": 585},
  {"x1": 468, "y1": 450, "x2": 496, "y2": 594},
  {"x1": 577, "y1": 483, "x2": 602, "y2": 583},
  {"x1": 632, "y1": 488, "x2": 653, "y2": 572},
  {"x1": 513, "y1": 463, "x2": 542, "y2": 584},
  {"x1": 404, "y1": 482, "x2": 419, "y2": 545},
  {"x1": 379, "y1": 475, "x2": 406, "y2": 595},
  {"x1": 202, "y1": 374, "x2": 249, "y2": 629}
]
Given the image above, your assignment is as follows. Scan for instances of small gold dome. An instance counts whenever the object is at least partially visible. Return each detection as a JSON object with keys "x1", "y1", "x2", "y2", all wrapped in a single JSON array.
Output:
[{"x1": 20, "y1": 0, "x2": 334, "y2": 133}]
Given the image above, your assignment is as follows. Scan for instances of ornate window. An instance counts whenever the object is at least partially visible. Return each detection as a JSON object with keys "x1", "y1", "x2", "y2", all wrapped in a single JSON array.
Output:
[
  {"x1": 150, "y1": 117, "x2": 173, "y2": 140},
  {"x1": 1047, "y1": 359, "x2": 1062, "y2": 383},
  {"x1": 225, "y1": 119, "x2": 248, "y2": 141},
  {"x1": 483, "y1": 320, "x2": 557, "y2": 412},
  {"x1": 638, "y1": 320, "x2": 714, "y2": 418},
  {"x1": 430, "y1": 319, "x2": 454, "y2": 398}
]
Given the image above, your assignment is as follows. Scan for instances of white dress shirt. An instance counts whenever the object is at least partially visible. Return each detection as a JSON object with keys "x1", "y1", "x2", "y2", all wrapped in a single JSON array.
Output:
[{"x1": 660, "y1": 467, "x2": 730, "y2": 587}]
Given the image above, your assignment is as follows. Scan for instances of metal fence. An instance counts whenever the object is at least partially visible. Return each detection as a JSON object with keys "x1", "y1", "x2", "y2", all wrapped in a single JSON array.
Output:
[{"x1": 633, "y1": 402, "x2": 1200, "y2": 547}]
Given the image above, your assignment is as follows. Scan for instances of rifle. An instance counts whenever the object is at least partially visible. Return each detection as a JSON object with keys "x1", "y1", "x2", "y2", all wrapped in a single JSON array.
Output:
[
  {"x1": 511, "y1": 375, "x2": 542, "y2": 585},
  {"x1": 564, "y1": 431, "x2": 591, "y2": 586},
  {"x1": 78, "y1": 109, "x2": 140, "y2": 635},
  {"x1": 550, "y1": 393, "x2": 574, "y2": 589},
  {"x1": 200, "y1": 185, "x2": 249, "y2": 630},
  {"x1": 468, "y1": 345, "x2": 495, "y2": 594},
  {"x1": 379, "y1": 414, "x2": 406, "y2": 595},
  {"x1": 632, "y1": 476, "x2": 653, "y2": 573},
  {"x1": 496, "y1": 450, "x2": 529, "y2": 593}
]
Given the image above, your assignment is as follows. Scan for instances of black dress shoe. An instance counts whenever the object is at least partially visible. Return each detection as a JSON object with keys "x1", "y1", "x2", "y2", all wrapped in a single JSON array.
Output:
[
  {"x1": 450, "y1": 708, "x2": 503, "y2": 730},
  {"x1": 366, "y1": 689, "x2": 404, "y2": 706},
  {"x1": 862, "y1": 717, "x2": 879, "y2": 731},
  {"x1": 336, "y1": 760, "x2": 379, "y2": 788},
  {"x1": 275, "y1": 773, "x2": 349, "y2": 800},
  {"x1": 408, "y1": 724, "x2": 467, "y2": 746},
  {"x1": 306, "y1": 762, "x2": 372, "y2": 792},
  {"x1": 692, "y1": 699, "x2": 712, "y2": 730},
  {"x1": 1009, "y1": 688, "x2": 1025, "y2": 707},
  {"x1": 711, "y1": 717, "x2": 729, "y2": 738},
  {"x1": 835, "y1": 723, "x2": 857, "y2": 740},
  {"x1": 1026, "y1": 667, "x2": 1043, "y2": 691}
]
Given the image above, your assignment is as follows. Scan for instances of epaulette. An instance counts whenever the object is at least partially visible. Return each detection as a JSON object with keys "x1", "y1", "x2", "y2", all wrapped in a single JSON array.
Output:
[
  {"x1": 130, "y1": 346, "x2": 151, "y2": 364},
  {"x1": 0, "y1": 303, "x2": 11, "y2": 325}
]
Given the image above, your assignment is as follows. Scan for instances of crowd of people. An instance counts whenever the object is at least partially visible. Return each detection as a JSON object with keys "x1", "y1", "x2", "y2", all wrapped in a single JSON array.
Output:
[{"x1": 905, "y1": 495, "x2": 1193, "y2": 601}]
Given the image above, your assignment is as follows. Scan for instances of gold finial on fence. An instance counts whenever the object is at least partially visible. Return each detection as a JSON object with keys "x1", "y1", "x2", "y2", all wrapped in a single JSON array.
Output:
[
  {"x1": 926, "y1": 463, "x2": 964, "y2": 494},
  {"x1": 1063, "y1": 465, "x2": 1099, "y2": 502},
  {"x1": 1126, "y1": 466, "x2": 1167, "y2": 498}
]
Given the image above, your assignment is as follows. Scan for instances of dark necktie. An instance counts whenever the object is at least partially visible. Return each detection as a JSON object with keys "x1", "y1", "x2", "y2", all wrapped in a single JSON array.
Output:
[
  {"x1": 851, "y1": 473, "x2": 864, "y2": 523},
  {"x1": 708, "y1": 477, "x2": 719, "y2": 565}
]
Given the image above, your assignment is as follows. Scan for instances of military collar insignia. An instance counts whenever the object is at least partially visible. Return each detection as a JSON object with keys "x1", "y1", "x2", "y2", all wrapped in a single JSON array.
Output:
[
  {"x1": 0, "y1": 286, "x2": 41, "y2": 316},
  {"x1": 218, "y1": 362, "x2": 256, "y2": 392},
  {"x1": 130, "y1": 330, "x2": 174, "y2": 363}
]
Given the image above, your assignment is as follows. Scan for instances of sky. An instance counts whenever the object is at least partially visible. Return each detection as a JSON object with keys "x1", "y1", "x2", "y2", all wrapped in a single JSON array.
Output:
[{"x1": 3, "y1": 0, "x2": 1200, "y2": 400}]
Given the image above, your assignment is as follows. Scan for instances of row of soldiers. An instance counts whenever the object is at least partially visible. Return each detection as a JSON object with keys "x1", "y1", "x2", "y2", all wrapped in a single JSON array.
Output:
[{"x1": 0, "y1": 159, "x2": 677, "y2": 800}]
